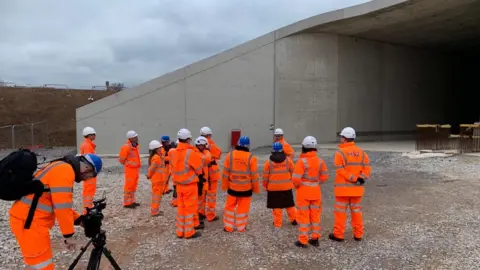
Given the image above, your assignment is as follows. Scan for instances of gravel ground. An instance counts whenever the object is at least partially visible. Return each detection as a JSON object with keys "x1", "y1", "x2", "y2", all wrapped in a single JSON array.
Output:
[{"x1": 0, "y1": 147, "x2": 479, "y2": 269}]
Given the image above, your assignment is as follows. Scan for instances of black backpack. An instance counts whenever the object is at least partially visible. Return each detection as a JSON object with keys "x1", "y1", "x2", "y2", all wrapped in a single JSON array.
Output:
[{"x1": 0, "y1": 148, "x2": 46, "y2": 229}]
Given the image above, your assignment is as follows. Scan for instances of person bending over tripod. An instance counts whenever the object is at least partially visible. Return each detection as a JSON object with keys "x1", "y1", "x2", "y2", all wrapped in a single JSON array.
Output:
[{"x1": 8, "y1": 153, "x2": 103, "y2": 270}]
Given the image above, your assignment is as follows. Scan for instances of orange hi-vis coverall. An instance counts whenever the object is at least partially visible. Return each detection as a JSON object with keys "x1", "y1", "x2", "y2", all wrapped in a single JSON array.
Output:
[
  {"x1": 80, "y1": 138, "x2": 96, "y2": 214},
  {"x1": 292, "y1": 152, "x2": 329, "y2": 245},
  {"x1": 119, "y1": 140, "x2": 141, "y2": 207},
  {"x1": 194, "y1": 148, "x2": 211, "y2": 218},
  {"x1": 160, "y1": 145, "x2": 172, "y2": 193},
  {"x1": 9, "y1": 161, "x2": 81, "y2": 270},
  {"x1": 262, "y1": 156, "x2": 296, "y2": 228},
  {"x1": 332, "y1": 142, "x2": 371, "y2": 239},
  {"x1": 206, "y1": 138, "x2": 222, "y2": 221},
  {"x1": 277, "y1": 138, "x2": 295, "y2": 159},
  {"x1": 170, "y1": 143, "x2": 204, "y2": 238},
  {"x1": 168, "y1": 147, "x2": 178, "y2": 207},
  {"x1": 222, "y1": 150, "x2": 259, "y2": 232},
  {"x1": 147, "y1": 154, "x2": 166, "y2": 216}
]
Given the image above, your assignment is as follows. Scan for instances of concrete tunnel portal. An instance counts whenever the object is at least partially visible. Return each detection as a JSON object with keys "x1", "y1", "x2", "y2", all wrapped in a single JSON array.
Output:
[
  {"x1": 76, "y1": 0, "x2": 480, "y2": 154},
  {"x1": 305, "y1": 0, "x2": 480, "y2": 136}
]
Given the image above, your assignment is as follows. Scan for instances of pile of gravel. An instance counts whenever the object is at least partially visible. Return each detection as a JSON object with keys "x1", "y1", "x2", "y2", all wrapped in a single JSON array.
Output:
[{"x1": 0, "y1": 148, "x2": 479, "y2": 269}]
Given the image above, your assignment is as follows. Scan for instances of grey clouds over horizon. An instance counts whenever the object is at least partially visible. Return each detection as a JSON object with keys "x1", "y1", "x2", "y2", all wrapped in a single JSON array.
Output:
[{"x1": 0, "y1": 0, "x2": 369, "y2": 89}]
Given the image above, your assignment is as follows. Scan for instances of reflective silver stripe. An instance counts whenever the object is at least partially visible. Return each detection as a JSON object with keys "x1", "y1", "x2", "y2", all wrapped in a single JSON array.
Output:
[
  {"x1": 292, "y1": 173, "x2": 302, "y2": 179},
  {"x1": 224, "y1": 210, "x2": 235, "y2": 216},
  {"x1": 301, "y1": 182, "x2": 319, "y2": 187},
  {"x1": 53, "y1": 202, "x2": 73, "y2": 210},
  {"x1": 224, "y1": 216, "x2": 235, "y2": 222},
  {"x1": 298, "y1": 224, "x2": 309, "y2": 228},
  {"x1": 176, "y1": 220, "x2": 194, "y2": 226},
  {"x1": 268, "y1": 179, "x2": 292, "y2": 184},
  {"x1": 334, "y1": 183, "x2": 358, "y2": 187},
  {"x1": 351, "y1": 209, "x2": 361, "y2": 212},
  {"x1": 26, "y1": 258, "x2": 53, "y2": 269},
  {"x1": 297, "y1": 206, "x2": 309, "y2": 210},
  {"x1": 20, "y1": 197, "x2": 53, "y2": 213},
  {"x1": 50, "y1": 187, "x2": 73, "y2": 193},
  {"x1": 309, "y1": 205, "x2": 320, "y2": 209},
  {"x1": 172, "y1": 149, "x2": 192, "y2": 175},
  {"x1": 236, "y1": 213, "x2": 248, "y2": 218}
]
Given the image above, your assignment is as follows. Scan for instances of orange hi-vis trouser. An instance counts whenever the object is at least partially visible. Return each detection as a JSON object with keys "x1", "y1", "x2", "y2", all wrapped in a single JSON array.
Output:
[
  {"x1": 176, "y1": 183, "x2": 199, "y2": 238},
  {"x1": 223, "y1": 194, "x2": 252, "y2": 232},
  {"x1": 124, "y1": 167, "x2": 140, "y2": 206},
  {"x1": 297, "y1": 198, "x2": 322, "y2": 244},
  {"x1": 333, "y1": 196, "x2": 364, "y2": 239},
  {"x1": 10, "y1": 216, "x2": 54, "y2": 270},
  {"x1": 82, "y1": 177, "x2": 97, "y2": 214},
  {"x1": 273, "y1": 207, "x2": 296, "y2": 228},
  {"x1": 198, "y1": 188, "x2": 207, "y2": 217},
  {"x1": 151, "y1": 180, "x2": 167, "y2": 216},
  {"x1": 205, "y1": 180, "x2": 218, "y2": 221}
]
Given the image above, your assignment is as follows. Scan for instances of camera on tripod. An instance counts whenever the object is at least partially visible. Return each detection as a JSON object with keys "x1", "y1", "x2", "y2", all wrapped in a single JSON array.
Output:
[{"x1": 83, "y1": 197, "x2": 106, "y2": 238}]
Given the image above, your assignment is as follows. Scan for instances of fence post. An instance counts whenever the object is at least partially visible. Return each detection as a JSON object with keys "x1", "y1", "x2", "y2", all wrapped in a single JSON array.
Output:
[
  {"x1": 31, "y1": 123, "x2": 35, "y2": 148},
  {"x1": 12, "y1": 125, "x2": 15, "y2": 149}
]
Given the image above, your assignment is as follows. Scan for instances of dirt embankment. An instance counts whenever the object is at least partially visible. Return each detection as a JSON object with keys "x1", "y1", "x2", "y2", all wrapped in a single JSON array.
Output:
[{"x1": 0, "y1": 87, "x2": 117, "y2": 148}]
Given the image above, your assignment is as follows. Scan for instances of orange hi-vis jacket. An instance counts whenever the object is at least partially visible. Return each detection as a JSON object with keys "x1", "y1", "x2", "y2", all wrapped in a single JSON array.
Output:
[
  {"x1": 147, "y1": 154, "x2": 166, "y2": 182},
  {"x1": 334, "y1": 142, "x2": 371, "y2": 197},
  {"x1": 80, "y1": 138, "x2": 96, "y2": 155},
  {"x1": 194, "y1": 148, "x2": 212, "y2": 180},
  {"x1": 262, "y1": 157, "x2": 295, "y2": 191},
  {"x1": 119, "y1": 140, "x2": 141, "y2": 168},
  {"x1": 222, "y1": 150, "x2": 260, "y2": 193},
  {"x1": 292, "y1": 152, "x2": 329, "y2": 199},
  {"x1": 170, "y1": 143, "x2": 204, "y2": 185},
  {"x1": 167, "y1": 147, "x2": 177, "y2": 175},
  {"x1": 277, "y1": 138, "x2": 295, "y2": 159},
  {"x1": 9, "y1": 161, "x2": 81, "y2": 237},
  {"x1": 207, "y1": 138, "x2": 222, "y2": 181}
]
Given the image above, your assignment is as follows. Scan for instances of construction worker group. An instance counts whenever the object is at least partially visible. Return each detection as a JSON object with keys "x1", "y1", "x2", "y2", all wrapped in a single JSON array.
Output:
[
  {"x1": 87, "y1": 125, "x2": 370, "y2": 245},
  {"x1": 8, "y1": 125, "x2": 370, "y2": 269}
]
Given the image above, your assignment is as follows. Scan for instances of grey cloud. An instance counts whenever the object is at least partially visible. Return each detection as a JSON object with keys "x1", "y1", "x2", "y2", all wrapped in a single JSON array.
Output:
[{"x1": 0, "y1": 0, "x2": 369, "y2": 88}]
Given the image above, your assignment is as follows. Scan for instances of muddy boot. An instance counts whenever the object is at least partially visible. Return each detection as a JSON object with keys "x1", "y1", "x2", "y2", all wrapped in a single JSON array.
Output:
[
  {"x1": 199, "y1": 213, "x2": 206, "y2": 221},
  {"x1": 195, "y1": 222, "x2": 205, "y2": 230},
  {"x1": 328, "y1": 233, "x2": 344, "y2": 242},
  {"x1": 152, "y1": 211, "x2": 164, "y2": 217},
  {"x1": 354, "y1": 236, "x2": 362, "y2": 241},
  {"x1": 294, "y1": 241, "x2": 308, "y2": 248},
  {"x1": 123, "y1": 204, "x2": 135, "y2": 209},
  {"x1": 308, "y1": 239, "x2": 319, "y2": 247},
  {"x1": 186, "y1": 232, "x2": 202, "y2": 239},
  {"x1": 133, "y1": 202, "x2": 141, "y2": 207},
  {"x1": 291, "y1": 220, "x2": 298, "y2": 226}
]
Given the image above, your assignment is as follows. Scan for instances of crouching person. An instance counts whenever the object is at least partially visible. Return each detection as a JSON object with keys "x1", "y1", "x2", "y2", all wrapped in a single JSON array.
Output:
[
  {"x1": 8, "y1": 153, "x2": 103, "y2": 269},
  {"x1": 262, "y1": 142, "x2": 297, "y2": 228}
]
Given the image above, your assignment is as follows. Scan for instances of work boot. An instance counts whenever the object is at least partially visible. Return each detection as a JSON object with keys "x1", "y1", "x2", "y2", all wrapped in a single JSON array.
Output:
[
  {"x1": 133, "y1": 202, "x2": 141, "y2": 207},
  {"x1": 328, "y1": 233, "x2": 344, "y2": 242},
  {"x1": 186, "y1": 232, "x2": 202, "y2": 239},
  {"x1": 199, "y1": 213, "x2": 206, "y2": 221},
  {"x1": 308, "y1": 239, "x2": 319, "y2": 247},
  {"x1": 294, "y1": 241, "x2": 308, "y2": 248},
  {"x1": 208, "y1": 216, "x2": 220, "y2": 222},
  {"x1": 291, "y1": 220, "x2": 298, "y2": 226},
  {"x1": 123, "y1": 204, "x2": 135, "y2": 209},
  {"x1": 152, "y1": 211, "x2": 164, "y2": 217},
  {"x1": 195, "y1": 223, "x2": 205, "y2": 230},
  {"x1": 354, "y1": 236, "x2": 362, "y2": 241}
]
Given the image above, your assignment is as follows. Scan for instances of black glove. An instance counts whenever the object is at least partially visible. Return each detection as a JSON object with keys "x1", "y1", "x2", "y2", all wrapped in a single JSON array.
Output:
[
  {"x1": 74, "y1": 215, "x2": 85, "y2": 226},
  {"x1": 356, "y1": 178, "x2": 365, "y2": 185}
]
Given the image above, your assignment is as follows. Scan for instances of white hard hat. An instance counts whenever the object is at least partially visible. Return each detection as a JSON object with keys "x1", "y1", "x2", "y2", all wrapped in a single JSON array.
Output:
[
  {"x1": 195, "y1": 136, "x2": 208, "y2": 145},
  {"x1": 126, "y1": 130, "x2": 138, "y2": 139},
  {"x1": 302, "y1": 136, "x2": 317, "y2": 149},
  {"x1": 200, "y1": 127, "x2": 212, "y2": 136},
  {"x1": 340, "y1": 127, "x2": 356, "y2": 139},
  {"x1": 148, "y1": 140, "x2": 162, "y2": 150},
  {"x1": 177, "y1": 128, "x2": 192, "y2": 140},
  {"x1": 82, "y1": 127, "x2": 96, "y2": 136},
  {"x1": 274, "y1": 128, "x2": 284, "y2": 135}
]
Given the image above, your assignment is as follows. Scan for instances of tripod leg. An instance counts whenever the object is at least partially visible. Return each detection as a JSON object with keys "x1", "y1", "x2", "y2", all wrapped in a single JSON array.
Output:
[
  {"x1": 87, "y1": 246, "x2": 103, "y2": 270},
  {"x1": 102, "y1": 248, "x2": 122, "y2": 270},
  {"x1": 68, "y1": 239, "x2": 93, "y2": 270}
]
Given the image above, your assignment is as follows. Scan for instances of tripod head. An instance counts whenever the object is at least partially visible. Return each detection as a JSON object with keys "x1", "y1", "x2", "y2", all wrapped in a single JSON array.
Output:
[{"x1": 83, "y1": 197, "x2": 107, "y2": 238}]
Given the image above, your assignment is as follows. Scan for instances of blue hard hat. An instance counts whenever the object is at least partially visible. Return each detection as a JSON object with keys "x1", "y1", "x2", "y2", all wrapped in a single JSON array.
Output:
[
  {"x1": 272, "y1": 142, "x2": 283, "y2": 152},
  {"x1": 161, "y1": 135, "x2": 170, "y2": 141},
  {"x1": 237, "y1": 136, "x2": 250, "y2": 147},
  {"x1": 83, "y1": 154, "x2": 103, "y2": 175}
]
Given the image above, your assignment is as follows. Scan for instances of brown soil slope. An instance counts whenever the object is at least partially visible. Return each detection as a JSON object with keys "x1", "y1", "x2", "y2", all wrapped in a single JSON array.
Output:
[{"x1": 0, "y1": 87, "x2": 117, "y2": 148}]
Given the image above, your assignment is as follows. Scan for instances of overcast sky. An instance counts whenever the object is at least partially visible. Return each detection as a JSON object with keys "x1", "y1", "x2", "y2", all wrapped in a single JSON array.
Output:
[{"x1": 0, "y1": 0, "x2": 369, "y2": 89}]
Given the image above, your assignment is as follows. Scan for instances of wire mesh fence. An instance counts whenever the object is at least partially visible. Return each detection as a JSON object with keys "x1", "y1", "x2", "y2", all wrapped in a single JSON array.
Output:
[{"x1": 0, "y1": 121, "x2": 49, "y2": 150}]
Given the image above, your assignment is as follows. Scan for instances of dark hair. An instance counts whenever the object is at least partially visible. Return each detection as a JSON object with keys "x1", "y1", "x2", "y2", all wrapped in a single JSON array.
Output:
[
  {"x1": 301, "y1": 146, "x2": 317, "y2": 153},
  {"x1": 342, "y1": 136, "x2": 355, "y2": 142},
  {"x1": 179, "y1": 138, "x2": 189, "y2": 143}
]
